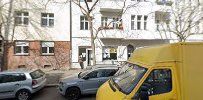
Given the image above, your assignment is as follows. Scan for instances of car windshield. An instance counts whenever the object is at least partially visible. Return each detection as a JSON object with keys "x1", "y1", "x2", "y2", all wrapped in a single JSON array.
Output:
[{"x1": 112, "y1": 62, "x2": 147, "y2": 94}]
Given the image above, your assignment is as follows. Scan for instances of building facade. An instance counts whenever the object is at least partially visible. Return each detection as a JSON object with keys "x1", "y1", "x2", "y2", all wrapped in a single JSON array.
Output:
[
  {"x1": 71, "y1": 0, "x2": 203, "y2": 68},
  {"x1": 1, "y1": 0, "x2": 71, "y2": 70}
]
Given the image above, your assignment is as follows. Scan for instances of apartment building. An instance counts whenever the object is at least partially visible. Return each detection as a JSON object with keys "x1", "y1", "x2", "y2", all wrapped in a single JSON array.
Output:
[
  {"x1": 71, "y1": 0, "x2": 169, "y2": 68},
  {"x1": 0, "y1": 0, "x2": 71, "y2": 70},
  {"x1": 71, "y1": 0, "x2": 203, "y2": 68}
]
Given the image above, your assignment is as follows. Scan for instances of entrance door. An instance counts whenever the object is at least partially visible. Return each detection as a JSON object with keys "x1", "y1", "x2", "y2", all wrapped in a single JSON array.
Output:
[{"x1": 87, "y1": 49, "x2": 92, "y2": 66}]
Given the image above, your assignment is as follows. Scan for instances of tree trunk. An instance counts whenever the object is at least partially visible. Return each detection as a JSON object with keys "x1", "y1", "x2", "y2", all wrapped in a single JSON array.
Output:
[{"x1": 88, "y1": 16, "x2": 96, "y2": 66}]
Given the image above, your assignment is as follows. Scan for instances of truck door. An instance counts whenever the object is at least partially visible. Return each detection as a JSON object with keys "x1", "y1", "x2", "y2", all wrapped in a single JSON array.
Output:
[{"x1": 140, "y1": 68, "x2": 177, "y2": 100}]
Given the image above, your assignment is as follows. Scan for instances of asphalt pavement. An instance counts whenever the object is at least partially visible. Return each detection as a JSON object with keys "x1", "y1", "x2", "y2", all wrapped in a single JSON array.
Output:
[{"x1": 32, "y1": 86, "x2": 95, "y2": 100}]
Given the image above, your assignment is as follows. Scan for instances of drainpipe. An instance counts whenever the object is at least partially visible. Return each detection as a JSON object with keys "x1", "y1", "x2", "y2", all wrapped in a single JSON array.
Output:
[{"x1": 69, "y1": 0, "x2": 73, "y2": 68}]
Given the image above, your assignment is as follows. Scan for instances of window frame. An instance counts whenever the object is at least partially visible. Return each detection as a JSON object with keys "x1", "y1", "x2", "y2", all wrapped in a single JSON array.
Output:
[
  {"x1": 131, "y1": 15, "x2": 136, "y2": 30},
  {"x1": 41, "y1": 13, "x2": 54, "y2": 27},
  {"x1": 80, "y1": 0, "x2": 92, "y2": 2},
  {"x1": 0, "y1": 73, "x2": 26, "y2": 84},
  {"x1": 14, "y1": 11, "x2": 29, "y2": 26},
  {"x1": 80, "y1": 16, "x2": 89, "y2": 30},
  {"x1": 14, "y1": 41, "x2": 29, "y2": 56},
  {"x1": 41, "y1": 41, "x2": 55, "y2": 55},
  {"x1": 137, "y1": 15, "x2": 142, "y2": 30},
  {"x1": 102, "y1": 46, "x2": 118, "y2": 61}
]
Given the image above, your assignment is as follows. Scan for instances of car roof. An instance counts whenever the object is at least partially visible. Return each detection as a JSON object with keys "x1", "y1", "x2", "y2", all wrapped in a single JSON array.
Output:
[
  {"x1": 0, "y1": 68, "x2": 40, "y2": 74},
  {"x1": 89, "y1": 64, "x2": 120, "y2": 70}
]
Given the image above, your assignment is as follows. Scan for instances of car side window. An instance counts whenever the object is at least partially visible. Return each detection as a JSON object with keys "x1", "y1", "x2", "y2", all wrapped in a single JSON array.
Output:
[
  {"x1": 0, "y1": 73, "x2": 26, "y2": 84},
  {"x1": 13, "y1": 73, "x2": 26, "y2": 81},
  {"x1": 142, "y1": 69, "x2": 172, "y2": 95},
  {"x1": 0, "y1": 74, "x2": 3, "y2": 83},
  {"x1": 102, "y1": 69, "x2": 117, "y2": 77},
  {"x1": 87, "y1": 71, "x2": 98, "y2": 79}
]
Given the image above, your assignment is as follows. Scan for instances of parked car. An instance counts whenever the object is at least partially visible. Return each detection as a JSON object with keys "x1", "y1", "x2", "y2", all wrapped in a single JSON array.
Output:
[
  {"x1": 0, "y1": 68, "x2": 46, "y2": 100},
  {"x1": 58, "y1": 65, "x2": 119, "y2": 100}
]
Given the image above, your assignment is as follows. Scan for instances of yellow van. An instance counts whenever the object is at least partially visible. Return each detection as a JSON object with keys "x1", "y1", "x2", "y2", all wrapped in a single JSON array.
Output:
[{"x1": 96, "y1": 42, "x2": 203, "y2": 100}]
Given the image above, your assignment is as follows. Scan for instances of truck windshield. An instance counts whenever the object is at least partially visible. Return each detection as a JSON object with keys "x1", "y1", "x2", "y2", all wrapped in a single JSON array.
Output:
[{"x1": 112, "y1": 63, "x2": 147, "y2": 94}]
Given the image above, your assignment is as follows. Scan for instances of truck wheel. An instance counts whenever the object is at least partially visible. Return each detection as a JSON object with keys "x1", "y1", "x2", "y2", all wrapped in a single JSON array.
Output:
[
  {"x1": 16, "y1": 89, "x2": 31, "y2": 100},
  {"x1": 65, "y1": 87, "x2": 81, "y2": 100}
]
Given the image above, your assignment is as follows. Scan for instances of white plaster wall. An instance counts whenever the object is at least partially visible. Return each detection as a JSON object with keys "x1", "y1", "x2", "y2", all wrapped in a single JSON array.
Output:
[{"x1": 6, "y1": 0, "x2": 70, "y2": 41}]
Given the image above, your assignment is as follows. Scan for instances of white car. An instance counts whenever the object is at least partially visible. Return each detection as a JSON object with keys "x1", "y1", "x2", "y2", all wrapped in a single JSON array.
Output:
[{"x1": 0, "y1": 68, "x2": 46, "y2": 100}]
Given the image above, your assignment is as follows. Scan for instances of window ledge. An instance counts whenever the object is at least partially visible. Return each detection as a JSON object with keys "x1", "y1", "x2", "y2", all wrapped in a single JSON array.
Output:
[
  {"x1": 41, "y1": 53, "x2": 55, "y2": 56},
  {"x1": 15, "y1": 53, "x2": 29, "y2": 56}
]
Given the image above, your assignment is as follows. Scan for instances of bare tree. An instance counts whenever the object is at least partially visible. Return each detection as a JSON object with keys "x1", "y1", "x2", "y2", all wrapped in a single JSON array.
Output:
[
  {"x1": 71, "y1": 0, "x2": 142, "y2": 65},
  {"x1": 157, "y1": 0, "x2": 203, "y2": 42}
]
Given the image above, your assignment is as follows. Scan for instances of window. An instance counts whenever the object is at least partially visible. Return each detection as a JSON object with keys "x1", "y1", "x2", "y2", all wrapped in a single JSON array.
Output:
[
  {"x1": 41, "y1": 13, "x2": 54, "y2": 27},
  {"x1": 30, "y1": 69, "x2": 45, "y2": 79},
  {"x1": 155, "y1": 11, "x2": 170, "y2": 31},
  {"x1": 15, "y1": 11, "x2": 29, "y2": 25},
  {"x1": 101, "y1": 16, "x2": 122, "y2": 29},
  {"x1": 102, "y1": 69, "x2": 118, "y2": 77},
  {"x1": 142, "y1": 69, "x2": 172, "y2": 95},
  {"x1": 41, "y1": 42, "x2": 54, "y2": 55},
  {"x1": 144, "y1": 16, "x2": 148, "y2": 30},
  {"x1": 131, "y1": 0, "x2": 146, "y2": 2},
  {"x1": 15, "y1": 41, "x2": 29, "y2": 55},
  {"x1": 131, "y1": 15, "x2": 136, "y2": 30},
  {"x1": 86, "y1": 70, "x2": 98, "y2": 79},
  {"x1": 80, "y1": 16, "x2": 89, "y2": 30},
  {"x1": 0, "y1": 40, "x2": 3, "y2": 53},
  {"x1": 156, "y1": 0, "x2": 173, "y2": 6},
  {"x1": 80, "y1": 0, "x2": 92, "y2": 2},
  {"x1": 79, "y1": 47, "x2": 87, "y2": 61},
  {"x1": 137, "y1": 15, "x2": 142, "y2": 30},
  {"x1": 102, "y1": 46, "x2": 117, "y2": 60},
  {"x1": 101, "y1": 17, "x2": 108, "y2": 27},
  {"x1": 0, "y1": 73, "x2": 26, "y2": 84}
]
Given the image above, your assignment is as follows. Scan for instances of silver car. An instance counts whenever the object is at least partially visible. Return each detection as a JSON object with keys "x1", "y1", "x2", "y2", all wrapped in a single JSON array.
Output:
[
  {"x1": 0, "y1": 68, "x2": 46, "y2": 100},
  {"x1": 58, "y1": 66, "x2": 119, "y2": 100}
]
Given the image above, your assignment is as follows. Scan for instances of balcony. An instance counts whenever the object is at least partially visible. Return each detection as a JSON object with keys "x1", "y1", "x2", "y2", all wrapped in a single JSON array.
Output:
[{"x1": 156, "y1": 0, "x2": 173, "y2": 6}]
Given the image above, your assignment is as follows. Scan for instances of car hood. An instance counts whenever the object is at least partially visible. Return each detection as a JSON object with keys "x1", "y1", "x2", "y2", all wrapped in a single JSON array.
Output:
[{"x1": 61, "y1": 73, "x2": 83, "y2": 83}]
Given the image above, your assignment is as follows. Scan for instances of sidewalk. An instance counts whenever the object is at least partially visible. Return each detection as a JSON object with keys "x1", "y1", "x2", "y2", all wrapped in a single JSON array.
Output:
[{"x1": 41, "y1": 68, "x2": 82, "y2": 86}]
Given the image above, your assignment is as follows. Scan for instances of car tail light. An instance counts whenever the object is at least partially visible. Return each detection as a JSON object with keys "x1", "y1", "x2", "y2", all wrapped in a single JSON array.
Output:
[{"x1": 32, "y1": 80, "x2": 38, "y2": 86}]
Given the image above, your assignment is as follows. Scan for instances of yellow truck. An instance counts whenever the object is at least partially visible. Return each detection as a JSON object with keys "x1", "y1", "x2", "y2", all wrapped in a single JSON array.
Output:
[{"x1": 96, "y1": 42, "x2": 203, "y2": 100}]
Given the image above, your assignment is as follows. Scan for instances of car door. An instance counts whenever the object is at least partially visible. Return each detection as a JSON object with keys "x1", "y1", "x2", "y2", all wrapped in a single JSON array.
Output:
[
  {"x1": 80, "y1": 70, "x2": 100, "y2": 94},
  {"x1": 139, "y1": 68, "x2": 177, "y2": 100},
  {"x1": 0, "y1": 74, "x2": 17, "y2": 99}
]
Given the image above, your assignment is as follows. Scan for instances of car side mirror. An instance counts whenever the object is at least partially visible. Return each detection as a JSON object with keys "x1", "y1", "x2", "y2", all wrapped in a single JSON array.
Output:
[{"x1": 83, "y1": 76, "x2": 89, "y2": 80}]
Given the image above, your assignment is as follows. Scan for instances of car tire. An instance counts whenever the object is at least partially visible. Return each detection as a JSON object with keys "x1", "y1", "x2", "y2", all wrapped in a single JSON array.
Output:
[
  {"x1": 16, "y1": 89, "x2": 31, "y2": 100},
  {"x1": 65, "y1": 87, "x2": 81, "y2": 100}
]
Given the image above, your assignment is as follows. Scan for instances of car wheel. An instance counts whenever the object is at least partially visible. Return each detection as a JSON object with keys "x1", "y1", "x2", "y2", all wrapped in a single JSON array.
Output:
[
  {"x1": 16, "y1": 89, "x2": 31, "y2": 100},
  {"x1": 65, "y1": 87, "x2": 81, "y2": 100}
]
